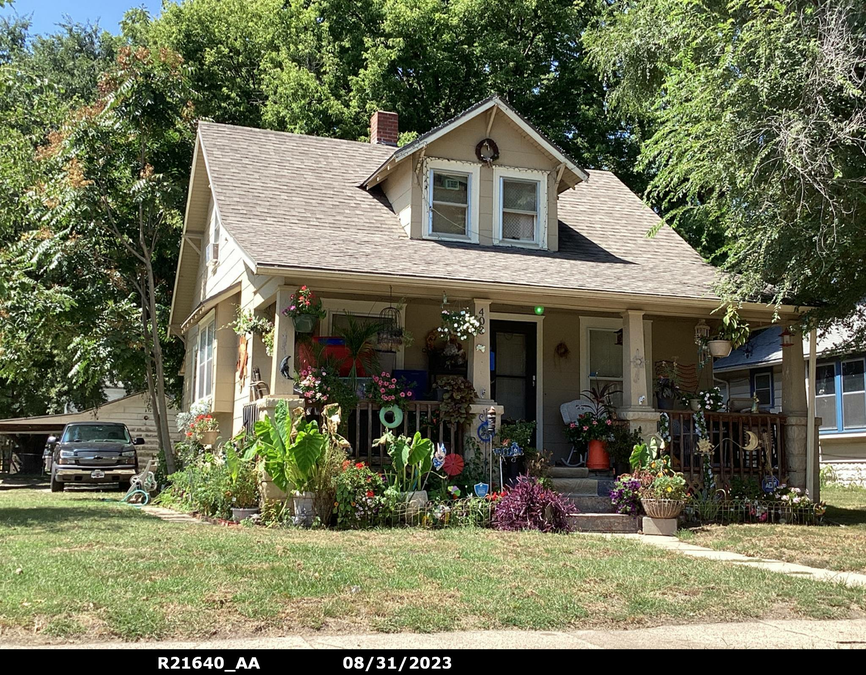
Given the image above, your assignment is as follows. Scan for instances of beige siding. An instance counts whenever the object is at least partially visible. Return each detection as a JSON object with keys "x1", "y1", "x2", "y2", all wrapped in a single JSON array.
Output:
[{"x1": 393, "y1": 111, "x2": 562, "y2": 251}]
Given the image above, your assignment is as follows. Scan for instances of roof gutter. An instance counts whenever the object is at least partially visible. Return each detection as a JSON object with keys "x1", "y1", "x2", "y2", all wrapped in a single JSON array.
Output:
[{"x1": 254, "y1": 263, "x2": 802, "y2": 320}]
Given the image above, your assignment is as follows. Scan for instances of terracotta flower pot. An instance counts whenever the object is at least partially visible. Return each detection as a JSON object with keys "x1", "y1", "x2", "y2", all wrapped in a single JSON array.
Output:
[{"x1": 586, "y1": 439, "x2": 610, "y2": 471}]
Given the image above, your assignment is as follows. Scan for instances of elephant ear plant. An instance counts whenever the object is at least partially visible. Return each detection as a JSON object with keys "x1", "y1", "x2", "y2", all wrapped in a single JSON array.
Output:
[
  {"x1": 374, "y1": 431, "x2": 435, "y2": 497},
  {"x1": 253, "y1": 400, "x2": 349, "y2": 524}
]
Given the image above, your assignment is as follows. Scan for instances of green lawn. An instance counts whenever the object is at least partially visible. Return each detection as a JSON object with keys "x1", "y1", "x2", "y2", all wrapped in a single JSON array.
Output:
[
  {"x1": 2, "y1": 487, "x2": 866, "y2": 644},
  {"x1": 679, "y1": 483, "x2": 866, "y2": 572}
]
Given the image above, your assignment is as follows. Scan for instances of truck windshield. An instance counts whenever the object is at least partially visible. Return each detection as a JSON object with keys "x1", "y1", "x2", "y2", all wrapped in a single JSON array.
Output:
[{"x1": 61, "y1": 425, "x2": 132, "y2": 444}]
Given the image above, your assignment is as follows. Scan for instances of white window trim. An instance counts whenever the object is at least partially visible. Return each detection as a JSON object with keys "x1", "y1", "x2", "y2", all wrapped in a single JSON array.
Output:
[
  {"x1": 579, "y1": 316, "x2": 653, "y2": 403},
  {"x1": 422, "y1": 158, "x2": 480, "y2": 244},
  {"x1": 493, "y1": 166, "x2": 548, "y2": 249},
  {"x1": 321, "y1": 299, "x2": 407, "y2": 370},
  {"x1": 194, "y1": 310, "x2": 216, "y2": 403}
]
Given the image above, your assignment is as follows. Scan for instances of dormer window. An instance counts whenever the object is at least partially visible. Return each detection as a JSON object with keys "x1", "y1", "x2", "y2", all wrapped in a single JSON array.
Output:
[
  {"x1": 424, "y1": 159, "x2": 480, "y2": 243},
  {"x1": 494, "y1": 167, "x2": 548, "y2": 249},
  {"x1": 431, "y1": 171, "x2": 469, "y2": 237}
]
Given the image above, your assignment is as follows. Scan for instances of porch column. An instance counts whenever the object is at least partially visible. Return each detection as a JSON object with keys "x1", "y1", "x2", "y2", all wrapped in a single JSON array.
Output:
[
  {"x1": 269, "y1": 286, "x2": 296, "y2": 396},
  {"x1": 782, "y1": 327, "x2": 808, "y2": 490},
  {"x1": 619, "y1": 309, "x2": 659, "y2": 441},
  {"x1": 469, "y1": 299, "x2": 492, "y2": 402}
]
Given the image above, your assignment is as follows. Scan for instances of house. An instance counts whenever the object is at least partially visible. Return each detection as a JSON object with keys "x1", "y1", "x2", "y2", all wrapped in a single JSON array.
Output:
[
  {"x1": 714, "y1": 325, "x2": 866, "y2": 485},
  {"x1": 0, "y1": 392, "x2": 181, "y2": 473},
  {"x1": 168, "y1": 96, "x2": 819, "y2": 495}
]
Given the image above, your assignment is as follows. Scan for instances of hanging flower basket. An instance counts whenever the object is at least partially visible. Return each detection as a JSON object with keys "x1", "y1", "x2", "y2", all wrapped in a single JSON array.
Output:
[
  {"x1": 199, "y1": 430, "x2": 219, "y2": 447},
  {"x1": 642, "y1": 498, "x2": 686, "y2": 519},
  {"x1": 293, "y1": 314, "x2": 317, "y2": 334},
  {"x1": 707, "y1": 339, "x2": 733, "y2": 358}
]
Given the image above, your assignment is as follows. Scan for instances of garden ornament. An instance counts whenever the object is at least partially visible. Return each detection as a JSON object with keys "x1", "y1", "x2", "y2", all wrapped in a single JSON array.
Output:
[{"x1": 432, "y1": 443, "x2": 447, "y2": 470}]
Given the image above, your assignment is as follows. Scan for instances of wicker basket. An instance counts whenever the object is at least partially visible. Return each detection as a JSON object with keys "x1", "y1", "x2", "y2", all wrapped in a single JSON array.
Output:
[{"x1": 642, "y1": 498, "x2": 685, "y2": 519}]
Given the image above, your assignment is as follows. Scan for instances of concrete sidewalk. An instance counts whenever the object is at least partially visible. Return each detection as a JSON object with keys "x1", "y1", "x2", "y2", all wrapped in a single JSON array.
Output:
[
  {"x1": 5, "y1": 619, "x2": 866, "y2": 649},
  {"x1": 614, "y1": 533, "x2": 866, "y2": 588}
]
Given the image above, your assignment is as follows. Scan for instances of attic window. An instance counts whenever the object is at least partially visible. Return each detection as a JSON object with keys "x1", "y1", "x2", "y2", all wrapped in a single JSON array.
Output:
[
  {"x1": 493, "y1": 167, "x2": 547, "y2": 248},
  {"x1": 430, "y1": 171, "x2": 469, "y2": 238}
]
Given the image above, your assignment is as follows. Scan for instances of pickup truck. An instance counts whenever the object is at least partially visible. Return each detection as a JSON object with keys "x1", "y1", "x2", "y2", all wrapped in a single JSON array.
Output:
[{"x1": 45, "y1": 422, "x2": 144, "y2": 492}]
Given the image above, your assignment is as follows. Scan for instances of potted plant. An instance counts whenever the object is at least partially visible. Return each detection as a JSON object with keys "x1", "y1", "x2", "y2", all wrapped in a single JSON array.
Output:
[
  {"x1": 227, "y1": 307, "x2": 275, "y2": 356},
  {"x1": 641, "y1": 471, "x2": 688, "y2": 519},
  {"x1": 436, "y1": 375, "x2": 477, "y2": 428},
  {"x1": 607, "y1": 424, "x2": 643, "y2": 476},
  {"x1": 565, "y1": 410, "x2": 614, "y2": 470},
  {"x1": 224, "y1": 436, "x2": 261, "y2": 522},
  {"x1": 707, "y1": 306, "x2": 750, "y2": 358},
  {"x1": 282, "y1": 285, "x2": 326, "y2": 334},
  {"x1": 654, "y1": 361, "x2": 682, "y2": 410},
  {"x1": 189, "y1": 413, "x2": 220, "y2": 447},
  {"x1": 253, "y1": 400, "x2": 349, "y2": 526},
  {"x1": 367, "y1": 371, "x2": 415, "y2": 427}
]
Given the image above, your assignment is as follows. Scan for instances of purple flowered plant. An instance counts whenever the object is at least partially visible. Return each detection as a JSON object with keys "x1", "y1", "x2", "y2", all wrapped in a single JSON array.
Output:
[
  {"x1": 609, "y1": 475, "x2": 642, "y2": 516},
  {"x1": 491, "y1": 476, "x2": 573, "y2": 533}
]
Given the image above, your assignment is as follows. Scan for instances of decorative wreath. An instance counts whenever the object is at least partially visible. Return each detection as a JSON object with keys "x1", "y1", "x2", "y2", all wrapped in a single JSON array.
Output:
[
  {"x1": 379, "y1": 405, "x2": 404, "y2": 429},
  {"x1": 475, "y1": 137, "x2": 500, "y2": 166}
]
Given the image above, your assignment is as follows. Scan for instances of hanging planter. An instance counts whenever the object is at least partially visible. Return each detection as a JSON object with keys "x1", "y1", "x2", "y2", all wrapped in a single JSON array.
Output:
[
  {"x1": 199, "y1": 430, "x2": 219, "y2": 447},
  {"x1": 707, "y1": 339, "x2": 733, "y2": 358},
  {"x1": 292, "y1": 313, "x2": 317, "y2": 334}
]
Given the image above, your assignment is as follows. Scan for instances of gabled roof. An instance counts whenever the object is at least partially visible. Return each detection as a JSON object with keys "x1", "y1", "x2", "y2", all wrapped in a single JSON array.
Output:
[
  {"x1": 363, "y1": 96, "x2": 589, "y2": 188},
  {"x1": 185, "y1": 121, "x2": 722, "y2": 304}
]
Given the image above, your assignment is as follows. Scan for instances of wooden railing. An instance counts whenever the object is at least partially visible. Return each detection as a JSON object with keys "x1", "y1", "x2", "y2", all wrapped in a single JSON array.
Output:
[
  {"x1": 350, "y1": 401, "x2": 463, "y2": 466},
  {"x1": 665, "y1": 411, "x2": 787, "y2": 490}
]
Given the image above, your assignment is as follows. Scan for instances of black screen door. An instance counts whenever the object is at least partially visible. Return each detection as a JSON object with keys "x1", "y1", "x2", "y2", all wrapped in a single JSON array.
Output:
[{"x1": 490, "y1": 320, "x2": 537, "y2": 424}]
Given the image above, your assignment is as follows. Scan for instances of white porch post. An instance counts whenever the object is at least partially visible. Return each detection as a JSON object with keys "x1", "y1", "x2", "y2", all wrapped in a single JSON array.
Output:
[
  {"x1": 269, "y1": 286, "x2": 296, "y2": 396},
  {"x1": 782, "y1": 327, "x2": 809, "y2": 490},
  {"x1": 619, "y1": 309, "x2": 659, "y2": 440},
  {"x1": 469, "y1": 299, "x2": 492, "y2": 402}
]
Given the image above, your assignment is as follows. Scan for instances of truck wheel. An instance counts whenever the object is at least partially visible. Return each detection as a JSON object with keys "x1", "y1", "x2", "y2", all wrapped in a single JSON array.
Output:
[{"x1": 50, "y1": 474, "x2": 63, "y2": 493}]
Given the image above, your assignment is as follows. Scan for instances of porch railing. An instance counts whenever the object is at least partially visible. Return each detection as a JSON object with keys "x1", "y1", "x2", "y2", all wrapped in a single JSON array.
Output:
[
  {"x1": 350, "y1": 400, "x2": 463, "y2": 466},
  {"x1": 665, "y1": 411, "x2": 787, "y2": 490}
]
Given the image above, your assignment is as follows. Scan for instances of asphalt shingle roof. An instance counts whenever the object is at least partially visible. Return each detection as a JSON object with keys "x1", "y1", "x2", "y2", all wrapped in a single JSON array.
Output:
[{"x1": 198, "y1": 121, "x2": 722, "y2": 300}]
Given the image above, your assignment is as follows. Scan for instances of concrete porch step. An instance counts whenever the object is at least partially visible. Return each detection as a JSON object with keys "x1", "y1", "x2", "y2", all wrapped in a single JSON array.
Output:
[
  {"x1": 552, "y1": 477, "x2": 615, "y2": 497},
  {"x1": 549, "y1": 467, "x2": 589, "y2": 478},
  {"x1": 568, "y1": 513, "x2": 640, "y2": 533},
  {"x1": 567, "y1": 495, "x2": 616, "y2": 514}
]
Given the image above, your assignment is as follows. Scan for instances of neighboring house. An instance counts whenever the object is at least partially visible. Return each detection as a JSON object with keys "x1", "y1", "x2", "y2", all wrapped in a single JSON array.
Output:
[
  {"x1": 168, "y1": 96, "x2": 818, "y2": 493},
  {"x1": 715, "y1": 325, "x2": 866, "y2": 485},
  {"x1": 0, "y1": 392, "x2": 181, "y2": 473}
]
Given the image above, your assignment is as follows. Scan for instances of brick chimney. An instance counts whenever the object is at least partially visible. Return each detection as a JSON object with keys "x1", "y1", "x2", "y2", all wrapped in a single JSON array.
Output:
[{"x1": 370, "y1": 110, "x2": 399, "y2": 147}]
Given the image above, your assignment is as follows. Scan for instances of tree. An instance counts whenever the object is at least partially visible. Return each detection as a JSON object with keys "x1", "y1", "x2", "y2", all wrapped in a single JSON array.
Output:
[
  {"x1": 587, "y1": 0, "x2": 866, "y2": 335},
  {"x1": 37, "y1": 46, "x2": 195, "y2": 471}
]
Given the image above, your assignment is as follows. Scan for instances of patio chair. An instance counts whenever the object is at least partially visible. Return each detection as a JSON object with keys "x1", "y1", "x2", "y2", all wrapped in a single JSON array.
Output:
[{"x1": 559, "y1": 399, "x2": 595, "y2": 467}]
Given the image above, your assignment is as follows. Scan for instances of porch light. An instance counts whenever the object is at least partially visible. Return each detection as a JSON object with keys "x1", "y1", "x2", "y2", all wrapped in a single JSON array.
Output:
[
  {"x1": 780, "y1": 327, "x2": 795, "y2": 348},
  {"x1": 534, "y1": 305, "x2": 545, "y2": 316},
  {"x1": 694, "y1": 319, "x2": 711, "y2": 345}
]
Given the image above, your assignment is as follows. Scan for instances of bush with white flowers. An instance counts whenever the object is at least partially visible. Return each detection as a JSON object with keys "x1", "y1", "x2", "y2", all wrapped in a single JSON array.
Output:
[{"x1": 438, "y1": 308, "x2": 485, "y2": 341}]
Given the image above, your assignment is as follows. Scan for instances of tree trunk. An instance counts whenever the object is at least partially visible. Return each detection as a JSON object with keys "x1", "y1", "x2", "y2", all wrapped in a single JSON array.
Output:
[
  {"x1": 143, "y1": 260, "x2": 176, "y2": 475},
  {"x1": 138, "y1": 278, "x2": 166, "y2": 470}
]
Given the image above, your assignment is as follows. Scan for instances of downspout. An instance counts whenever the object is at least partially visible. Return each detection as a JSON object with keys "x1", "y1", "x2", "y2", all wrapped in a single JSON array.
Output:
[{"x1": 806, "y1": 328, "x2": 818, "y2": 499}]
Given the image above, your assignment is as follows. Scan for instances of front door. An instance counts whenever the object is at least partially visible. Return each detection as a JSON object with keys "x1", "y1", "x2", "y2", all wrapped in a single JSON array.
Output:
[{"x1": 490, "y1": 320, "x2": 537, "y2": 427}]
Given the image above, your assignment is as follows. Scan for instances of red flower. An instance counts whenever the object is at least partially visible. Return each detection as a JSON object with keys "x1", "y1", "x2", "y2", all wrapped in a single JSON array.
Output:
[
  {"x1": 355, "y1": 462, "x2": 365, "y2": 469},
  {"x1": 366, "y1": 490, "x2": 374, "y2": 498}
]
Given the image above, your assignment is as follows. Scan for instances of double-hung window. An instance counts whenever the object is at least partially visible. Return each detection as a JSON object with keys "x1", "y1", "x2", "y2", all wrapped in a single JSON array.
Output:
[
  {"x1": 195, "y1": 318, "x2": 215, "y2": 401},
  {"x1": 427, "y1": 163, "x2": 478, "y2": 242},
  {"x1": 841, "y1": 358, "x2": 866, "y2": 429},
  {"x1": 751, "y1": 369, "x2": 774, "y2": 408},
  {"x1": 815, "y1": 363, "x2": 837, "y2": 430},
  {"x1": 494, "y1": 168, "x2": 546, "y2": 248}
]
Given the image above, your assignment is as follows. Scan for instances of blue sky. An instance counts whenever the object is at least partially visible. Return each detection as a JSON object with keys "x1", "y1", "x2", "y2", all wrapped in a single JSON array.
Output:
[{"x1": 1, "y1": 1, "x2": 165, "y2": 36}]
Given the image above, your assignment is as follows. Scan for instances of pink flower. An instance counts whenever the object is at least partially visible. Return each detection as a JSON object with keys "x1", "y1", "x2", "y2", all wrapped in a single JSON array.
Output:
[
  {"x1": 606, "y1": 419, "x2": 612, "y2": 425},
  {"x1": 407, "y1": 391, "x2": 413, "y2": 397},
  {"x1": 380, "y1": 388, "x2": 386, "y2": 393},
  {"x1": 400, "y1": 392, "x2": 405, "y2": 397},
  {"x1": 582, "y1": 426, "x2": 588, "y2": 431}
]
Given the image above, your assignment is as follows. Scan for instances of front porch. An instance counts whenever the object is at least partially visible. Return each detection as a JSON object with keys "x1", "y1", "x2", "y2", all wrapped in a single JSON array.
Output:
[{"x1": 226, "y1": 282, "x2": 817, "y2": 495}]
